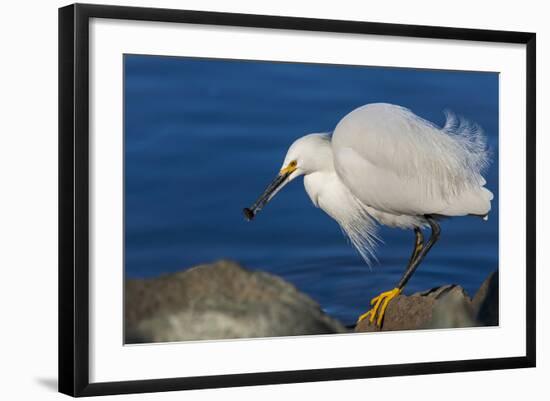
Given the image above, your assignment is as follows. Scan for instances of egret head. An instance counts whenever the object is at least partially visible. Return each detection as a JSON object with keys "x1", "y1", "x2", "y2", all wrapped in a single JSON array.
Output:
[{"x1": 243, "y1": 133, "x2": 332, "y2": 221}]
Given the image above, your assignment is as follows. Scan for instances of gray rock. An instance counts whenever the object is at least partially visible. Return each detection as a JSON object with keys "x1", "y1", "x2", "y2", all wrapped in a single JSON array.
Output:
[
  {"x1": 472, "y1": 271, "x2": 499, "y2": 326},
  {"x1": 125, "y1": 260, "x2": 347, "y2": 343},
  {"x1": 429, "y1": 286, "x2": 477, "y2": 329}
]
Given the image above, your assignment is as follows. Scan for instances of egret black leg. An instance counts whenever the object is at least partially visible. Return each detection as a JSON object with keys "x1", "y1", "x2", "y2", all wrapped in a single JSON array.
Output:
[
  {"x1": 407, "y1": 227, "x2": 424, "y2": 268},
  {"x1": 356, "y1": 216, "x2": 440, "y2": 327},
  {"x1": 397, "y1": 216, "x2": 440, "y2": 290}
]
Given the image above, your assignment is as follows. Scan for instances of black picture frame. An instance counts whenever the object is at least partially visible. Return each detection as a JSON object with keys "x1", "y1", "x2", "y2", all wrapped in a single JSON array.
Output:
[{"x1": 59, "y1": 3, "x2": 536, "y2": 397}]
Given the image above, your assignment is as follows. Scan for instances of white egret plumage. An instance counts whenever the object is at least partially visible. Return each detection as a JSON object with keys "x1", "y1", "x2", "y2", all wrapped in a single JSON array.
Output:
[{"x1": 244, "y1": 103, "x2": 493, "y2": 327}]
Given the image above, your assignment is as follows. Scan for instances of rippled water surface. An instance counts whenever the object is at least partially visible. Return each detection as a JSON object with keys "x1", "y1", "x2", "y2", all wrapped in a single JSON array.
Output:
[{"x1": 124, "y1": 55, "x2": 499, "y2": 326}]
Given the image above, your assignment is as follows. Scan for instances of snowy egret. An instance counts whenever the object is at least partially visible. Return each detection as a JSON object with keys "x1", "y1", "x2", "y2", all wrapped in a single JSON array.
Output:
[{"x1": 243, "y1": 103, "x2": 493, "y2": 327}]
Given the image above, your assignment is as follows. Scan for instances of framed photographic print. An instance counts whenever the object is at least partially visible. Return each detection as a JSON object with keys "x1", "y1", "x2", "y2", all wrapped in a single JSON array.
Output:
[{"x1": 58, "y1": 3, "x2": 536, "y2": 397}]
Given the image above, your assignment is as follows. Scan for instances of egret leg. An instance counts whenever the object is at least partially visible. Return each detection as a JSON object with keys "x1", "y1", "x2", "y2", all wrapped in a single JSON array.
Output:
[
  {"x1": 407, "y1": 227, "x2": 424, "y2": 268},
  {"x1": 357, "y1": 217, "x2": 440, "y2": 328},
  {"x1": 397, "y1": 217, "x2": 440, "y2": 290}
]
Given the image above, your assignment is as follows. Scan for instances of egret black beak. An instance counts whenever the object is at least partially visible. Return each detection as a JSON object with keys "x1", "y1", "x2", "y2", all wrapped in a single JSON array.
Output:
[{"x1": 243, "y1": 163, "x2": 297, "y2": 221}]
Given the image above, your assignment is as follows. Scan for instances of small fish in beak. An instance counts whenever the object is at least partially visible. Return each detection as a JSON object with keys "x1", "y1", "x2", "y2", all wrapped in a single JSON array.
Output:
[{"x1": 243, "y1": 161, "x2": 297, "y2": 221}]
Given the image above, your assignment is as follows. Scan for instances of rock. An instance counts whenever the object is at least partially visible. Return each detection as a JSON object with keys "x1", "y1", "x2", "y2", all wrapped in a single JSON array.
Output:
[
  {"x1": 355, "y1": 285, "x2": 473, "y2": 332},
  {"x1": 125, "y1": 260, "x2": 347, "y2": 343},
  {"x1": 472, "y1": 271, "x2": 499, "y2": 326},
  {"x1": 429, "y1": 286, "x2": 477, "y2": 329},
  {"x1": 355, "y1": 271, "x2": 498, "y2": 332}
]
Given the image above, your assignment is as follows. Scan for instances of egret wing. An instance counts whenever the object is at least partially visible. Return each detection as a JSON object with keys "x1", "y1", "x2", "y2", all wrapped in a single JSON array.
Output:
[{"x1": 331, "y1": 103, "x2": 492, "y2": 216}]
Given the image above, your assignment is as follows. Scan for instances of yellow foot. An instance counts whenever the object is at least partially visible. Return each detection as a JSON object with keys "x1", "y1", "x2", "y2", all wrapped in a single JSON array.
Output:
[{"x1": 357, "y1": 287, "x2": 402, "y2": 327}]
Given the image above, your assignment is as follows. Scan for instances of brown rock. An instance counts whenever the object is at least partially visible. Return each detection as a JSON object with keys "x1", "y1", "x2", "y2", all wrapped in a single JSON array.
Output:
[
  {"x1": 355, "y1": 270, "x2": 499, "y2": 333},
  {"x1": 355, "y1": 285, "x2": 477, "y2": 332},
  {"x1": 125, "y1": 260, "x2": 348, "y2": 343}
]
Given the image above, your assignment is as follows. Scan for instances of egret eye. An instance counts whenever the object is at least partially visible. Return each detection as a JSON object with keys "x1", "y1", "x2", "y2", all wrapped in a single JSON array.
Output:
[{"x1": 279, "y1": 160, "x2": 298, "y2": 175}]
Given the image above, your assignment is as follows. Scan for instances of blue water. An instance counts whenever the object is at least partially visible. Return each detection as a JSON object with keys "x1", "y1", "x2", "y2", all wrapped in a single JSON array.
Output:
[{"x1": 124, "y1": 55, "x2": 499, "y2": 326}]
